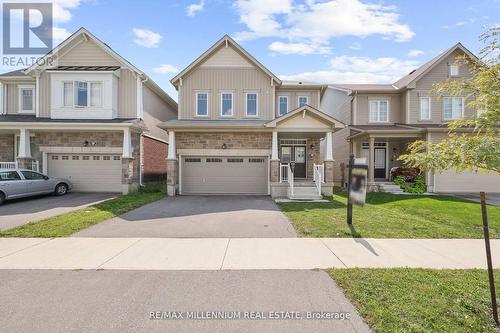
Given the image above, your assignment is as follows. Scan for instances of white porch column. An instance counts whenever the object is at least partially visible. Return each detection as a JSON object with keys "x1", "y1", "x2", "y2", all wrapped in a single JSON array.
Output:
[
  {"x1": 18, "y1": 129, "x2": 31, "y2": 158},
  {"x1": 35, "y1": 73, "x2": 40, "y2": 117},
  {"x1": 325, "y1": 131, "x2": 333, "y2": 161},
  {"x1": 368, "y1": 137, "x2": 375, "y2": 183},
  {"x1": 167, "y1": 131, "x2": 176, "y2": 159},
  {"x1": 271, "y1": 130, "x2": 278, "y2": 160},
  {"x1": 122, "y1": 128, "x2": 132, "y2": 158}
]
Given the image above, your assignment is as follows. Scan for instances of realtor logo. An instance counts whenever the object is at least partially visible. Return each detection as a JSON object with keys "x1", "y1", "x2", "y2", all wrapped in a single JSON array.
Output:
[{"x1": 2, "y1": 2, "x2": 53, "y2": 54}]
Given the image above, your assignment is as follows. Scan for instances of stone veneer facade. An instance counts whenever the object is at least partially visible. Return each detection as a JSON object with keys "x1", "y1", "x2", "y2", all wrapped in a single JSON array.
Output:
[{"x1": 0, "y1": 134, "x2": 14, "y2": 161}]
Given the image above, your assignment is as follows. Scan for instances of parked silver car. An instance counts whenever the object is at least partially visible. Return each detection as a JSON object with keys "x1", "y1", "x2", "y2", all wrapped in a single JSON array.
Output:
[{"x1": 0, "y1": 169, "x2": 72, "y2": 205}]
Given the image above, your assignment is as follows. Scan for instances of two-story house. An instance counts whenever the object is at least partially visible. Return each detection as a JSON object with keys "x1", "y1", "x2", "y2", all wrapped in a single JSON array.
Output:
[
  {"x1": 159, "y1": 35, "x2": 345, "y2": 198},
  {"x1": 323, "y1": 43, "x2": 500, "y2": 193},
  {"x1": 0, "y1": 28, "x2": 177, "y2": 194}
]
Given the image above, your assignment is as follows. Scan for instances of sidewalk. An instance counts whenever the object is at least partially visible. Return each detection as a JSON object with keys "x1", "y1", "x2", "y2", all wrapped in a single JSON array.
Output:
[{"x1": 0, "y1": 237, "x2": 498, "y2": 270}]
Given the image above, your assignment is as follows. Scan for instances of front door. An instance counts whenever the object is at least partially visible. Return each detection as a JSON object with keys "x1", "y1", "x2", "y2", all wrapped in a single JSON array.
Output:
[
  {"x1": 281, "y1": 145, "x2": 307, "y2": 179},
  {"x1": 374, "y1": 148, "x2": 386, "y2": 178}
]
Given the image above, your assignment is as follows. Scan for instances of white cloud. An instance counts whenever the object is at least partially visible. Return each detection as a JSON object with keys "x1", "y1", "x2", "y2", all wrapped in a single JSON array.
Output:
[
  {"x1": 52, "y1": 27, "x2": 72, "y2": 44},
  {"x1": 269, "y1": 41, "x2": 331, "y2": 55},
  {"x1": 52, "y1": 0, "x2": 81, "y2": 23},
  {"x1": 234, "y1": 0, "x2": 414, "y2": 54},
  {"x1": 281, "y1": 55, "x2": 419, "y2": 84},
  {"x1": 407, "y1": 49, "x2": 424, "y2": 57},
  {"x1": 187, "y1": 0, "x2": 205, "y2": 17},
  {"x1": 153, "y1": 64, "x2": 179, "y2": 74},
  {"x1": 132, "y1": 28, "x2": 162, "y2": 48}
]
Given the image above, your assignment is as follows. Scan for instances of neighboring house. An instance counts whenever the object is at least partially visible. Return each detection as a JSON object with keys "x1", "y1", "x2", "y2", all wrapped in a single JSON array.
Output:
[
  {"x1": 0, "y1": 28, "x2": 177, "y2": 194},
  {"x1": 159, "y1": 35, "x2": 345, "y2": 198},
  {"x1": 322, "y1": 43, "x2": 500, "y2": 193}
]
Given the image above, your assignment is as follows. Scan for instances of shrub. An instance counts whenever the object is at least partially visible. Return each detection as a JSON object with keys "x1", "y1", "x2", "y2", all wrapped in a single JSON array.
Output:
[
  {"x1": 140, "y1": 182, "x2": 167, "y2": 194},
  {"x1": 390, "y1": 167, "x2": 420, "y2": 180},
  {"x1": 394, "y1": 176, "x2": 406, "y2": 185},
  {"x1": 396, "y1": 175, "x2": 426, "y2": 194}
]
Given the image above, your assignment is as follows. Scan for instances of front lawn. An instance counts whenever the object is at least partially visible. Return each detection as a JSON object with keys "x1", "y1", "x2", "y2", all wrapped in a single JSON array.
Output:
[
  {"x1": 278, "y1": 192, "x2": 500, "y2": 238},
  {"x1": 0, "y1": 188, "x2": 165, "y2": 237},
  {"x1": 328, "y1": 268, "x2": 500, "y2": 333}
]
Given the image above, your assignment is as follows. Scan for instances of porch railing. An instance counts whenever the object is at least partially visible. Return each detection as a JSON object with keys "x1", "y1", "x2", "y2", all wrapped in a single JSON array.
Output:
[
  {"x1": 279, "y1": 163, "x2": 289, "y2": 182},
  {"x1": 287, "y1": 164, "x2": 294, "y2": 197},
  {"x1": 0, "y1": 161, "x2": 17, "y2": 169},
  {"x1": 313, "y1": 164, "x2": 323, "y2": 196}
]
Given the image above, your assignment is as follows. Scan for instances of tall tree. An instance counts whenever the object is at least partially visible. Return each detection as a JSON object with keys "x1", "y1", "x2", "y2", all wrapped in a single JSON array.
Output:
[{"x1": 399, "y1": 27, "x2": 500, "y2": 174}]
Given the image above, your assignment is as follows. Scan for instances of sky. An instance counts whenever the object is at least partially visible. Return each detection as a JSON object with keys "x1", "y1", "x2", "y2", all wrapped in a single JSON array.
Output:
[{"x1": 2, "y1": 0, "x2": 500, "y2": 100}]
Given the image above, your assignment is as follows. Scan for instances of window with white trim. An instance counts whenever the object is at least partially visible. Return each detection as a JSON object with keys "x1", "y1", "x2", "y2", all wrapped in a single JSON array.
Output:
[
  {"x1": 19, "y1": 86, "x2": 34, "y2": 113},
  {"x1": 369, "y1": 100, "x2": 389, "y2": 122},
  {"x1": 443, "y1": 97, "x2": 464, "y2": 120},
  {"x1": 298, "y1": 96, "x2": 308, "y2": 107},
  {"x1": 278, "y1": 96, "x2": 288, "y2": 116},
  {"x1": 246, "y1": 93, "x2": 258, "y2": 116},
  {"x1": 449, "y1": 64, "x2": 459, "y2": 76},
  {"x1": 63, "y1": 81, "x2": 102, "y2": 108},
  {"x1": 196, "y1": 92, "x2": 208, "y2": 116},
  {"x1": 221, "y1": 92, "x2": 233, "y2": 116},
  {"x1": 419, "y1": 97, "x2": 431, "y2": 120}
]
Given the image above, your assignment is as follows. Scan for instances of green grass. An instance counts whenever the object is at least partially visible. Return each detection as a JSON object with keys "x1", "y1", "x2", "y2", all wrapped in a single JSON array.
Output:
[
  {"x1": 278, "y1": 192, "x2": 500, "y2": 238},
  {"x1": 0, "y1": 188, "x2": 165, "y2": 237},
  {"x1": 328, "y1": 268, "x2": 500, "y2": 333}
]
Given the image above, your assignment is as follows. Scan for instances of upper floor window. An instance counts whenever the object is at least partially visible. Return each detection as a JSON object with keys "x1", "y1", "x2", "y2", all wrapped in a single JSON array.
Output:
[
  {"x1": 196, "y1": 92, "x2": 208, "y2": 116},
  {"x1": 369, "y1": 100, "x2": 389, "y2": 122},
  {"x1": 278, "y1": 96, "x2": 288, "y2": 116},
  {"x1": 298, "y1": 96, "x2": 308, "y2": 108},
  {"x1": 63, "y1": 81, "x2": 102, "y2": 108},
  {"x1": 18, "y1": 86, "x2": 34, "y2": 113},
  {"x1": 443, "y1": 97, "x2": 463, "y2": 120},
  {"x1": 246, "y1": 93, "x2": 258, "y2": 116},
  {"x1": 221, "y1": 92, "x2": 233, "y2": 116},
  {"x1": 419, "y1": 97, "x2": 431, "y2": 120},
  {"x1": 449, "y1": 64, "x2": 459, "y2": 76}
]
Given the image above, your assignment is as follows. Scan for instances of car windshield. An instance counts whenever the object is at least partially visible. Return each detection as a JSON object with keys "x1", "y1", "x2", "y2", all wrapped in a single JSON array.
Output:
[{"x1": 0, "y1": 171, "x2": 21, "y2": 181}]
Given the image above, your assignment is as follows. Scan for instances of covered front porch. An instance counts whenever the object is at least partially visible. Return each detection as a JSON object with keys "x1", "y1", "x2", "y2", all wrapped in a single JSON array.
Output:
[{"x1": 348, "y1": 126, "x2": 426, "y2": 191}]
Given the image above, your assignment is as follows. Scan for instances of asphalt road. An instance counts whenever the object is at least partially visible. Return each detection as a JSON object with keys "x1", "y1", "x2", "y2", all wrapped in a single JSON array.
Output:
[{"x1": 0, "y1": 269, "x2": 370, "y2": 333}]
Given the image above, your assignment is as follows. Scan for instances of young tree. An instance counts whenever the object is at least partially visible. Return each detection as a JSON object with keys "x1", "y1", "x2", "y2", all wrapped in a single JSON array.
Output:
[{"x1": 399, "y1": 27, "x2": 500, "y2": 174}]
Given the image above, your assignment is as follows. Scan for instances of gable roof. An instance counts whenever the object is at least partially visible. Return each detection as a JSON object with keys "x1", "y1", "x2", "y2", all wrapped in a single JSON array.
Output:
[
  {"x1": 393, "y1": 42, "x2": 478, "y2": 89},
  {"x1": 265, "y1": 104, "x2": 345, "y2": 129},
  {"x1": 171, "y1": 35, "x2": 281, "y2": 88}
]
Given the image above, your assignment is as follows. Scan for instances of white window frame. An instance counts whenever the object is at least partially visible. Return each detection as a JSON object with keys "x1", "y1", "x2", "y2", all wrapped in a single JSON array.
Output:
[
  {"x1": 63, "y1": 80, "x2": 103, "y2": 109},
  {"x1": 449, "y1": 64, "x2": 459, "y2": 77},
  {"x1": 368, "y1": 99, "x2": 390, "y2": 123},
  {"x1": 278, "y1": 95, "x2": 288, "y2": 116},
  {"x1": 419, "y1": 96, "x2": 431, "y2": 121},
  {"x1": 245, "y1": 92, "x2": 259, "y2": 117},
  {"x1": 18, "y1": 85, "x2": 35, "y2": 113},
  {"x1": 195, "y1": 91, "x2": 209, "y2": 117},
  {"x1": 443, "y1": 96, "x2": 464, "y2": 121},
  {"x1": 298, "y1": 95, "x2": 308, "y2": 108},
  {"x1": 220, "y1": 91, "x2": 234, "y2": 117}
]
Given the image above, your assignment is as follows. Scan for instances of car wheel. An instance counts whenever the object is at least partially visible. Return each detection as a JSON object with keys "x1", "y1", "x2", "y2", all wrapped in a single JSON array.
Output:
[
  {"x1": 55, "y1": 183, "x2": 68, "y2": 196},
  {"x1": 0, "y1": 192, "x2": 5, "y2": 205}
]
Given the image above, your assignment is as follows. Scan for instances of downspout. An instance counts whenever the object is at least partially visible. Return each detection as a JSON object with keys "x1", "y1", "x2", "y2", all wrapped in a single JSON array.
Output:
[{"x1": 138, "y1": 75, "x2": 148, "y2": 187}]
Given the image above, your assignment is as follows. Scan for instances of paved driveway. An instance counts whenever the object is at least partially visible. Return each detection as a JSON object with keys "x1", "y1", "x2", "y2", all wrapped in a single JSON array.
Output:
[
  {"x1": 0, "y1": 269, "x2": 369, "y2": 333},
  {"x1": 74, "y1": 196, "x2": 297, "y2": 238},
  {"x1": 441, "y1": 192, "x2": 500, "y2": 206},
  {"x1": 0, "y1": 192, "x2": 117, "y2": 230}
]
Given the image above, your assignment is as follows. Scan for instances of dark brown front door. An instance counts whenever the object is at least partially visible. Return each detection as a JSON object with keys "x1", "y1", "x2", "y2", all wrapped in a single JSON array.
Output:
[
  {"x1": 281, "y1": 145, "x2": 307, "y2": 179},
  {"x1": 374, "y1": 147, "x2": 386, "y2": 178}
]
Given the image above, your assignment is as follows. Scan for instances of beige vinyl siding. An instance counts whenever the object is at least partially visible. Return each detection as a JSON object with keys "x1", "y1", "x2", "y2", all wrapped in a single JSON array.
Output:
[
  {"x1": 117, "y1": 68, "x2": 137, "y2": 118},
  {"x1": 39, "y1": 71, "x2": 50, "y2": 117},
  {"x1": 142, "y1": 85, "x2": 177, "y2": 141},
  {"x1": 178, "y1": 67, "x2": 274, "y2": 120},
  {"x1": 331, "y1": 127, "x2": 351, "y2": 185},
  {"x1": 355, "y1": 94, "x2": 401, "y2": 125},
  {"x1": 199, "y1": 45, "x2": 253, "y2": 68},
  {"x1": 408, "y1": 50, "x2": 473, "y2": 124},
  {"x1": 5, "y1": 81, "x2": 36, "y2": 114},
  {"x1": 57, "y1": 40, "x2": 121, "y2": 66},
  {"x1": 320, "y1": 88, "x2": 351, "y2": 124},
  {"x1": 400, "y1": 91, "x2": 407, "y2": 123},
  {"x1": 275, "y1": 88, "x2": 320, "y2": 115}
]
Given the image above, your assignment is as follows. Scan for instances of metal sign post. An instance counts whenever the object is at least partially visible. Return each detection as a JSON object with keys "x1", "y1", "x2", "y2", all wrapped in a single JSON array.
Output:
[
  {"x1": 347, "y1": 154, "x2": 368, "y2": 225},
  {"x1": 347, "y1": 154, "x2": 354, "y2": 225},
  {"x1": 480, "y1": 192, "x2": 499, "y2": 326}
]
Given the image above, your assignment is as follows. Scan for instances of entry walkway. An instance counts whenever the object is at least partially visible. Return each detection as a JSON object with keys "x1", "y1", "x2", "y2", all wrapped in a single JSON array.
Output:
[{"x1": 0, "y1": 237, "x2": 498, "y2": 270}]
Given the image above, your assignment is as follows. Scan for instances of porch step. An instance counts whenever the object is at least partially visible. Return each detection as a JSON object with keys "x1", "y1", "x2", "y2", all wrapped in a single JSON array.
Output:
[
  {"x1": 290, "y1": 186, "x2": 322, "y2": 200},
  {"x1": 378, "y1": 183, "x2": 404, "y2": 194}
]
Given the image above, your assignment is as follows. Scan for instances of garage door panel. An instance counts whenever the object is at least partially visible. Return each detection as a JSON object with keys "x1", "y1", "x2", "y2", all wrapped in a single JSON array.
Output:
[
  {"x1": 48, "y1": 154, "x2": 122, "y2": 192},
  {"x1": 435, "y1": 169, "x2": 500, "y2": 193},
  {"x1": 181, "y1": 156, "x2": 268, "y2": 195}
]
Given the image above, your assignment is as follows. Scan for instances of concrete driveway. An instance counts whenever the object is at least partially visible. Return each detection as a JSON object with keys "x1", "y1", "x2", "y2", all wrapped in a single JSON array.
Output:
[
  {"x1": 0, "y1": 192, "x2": 117, "y2": 230},
  {"x1": 0, "y1": 269, "x2": 370, "y2": 333},
  {"x1": 441, "y1": 192, "x2": 500, "y2": 206},
  {"x1": 74, "y1": 196, "x2": 297, "y2": 238}
]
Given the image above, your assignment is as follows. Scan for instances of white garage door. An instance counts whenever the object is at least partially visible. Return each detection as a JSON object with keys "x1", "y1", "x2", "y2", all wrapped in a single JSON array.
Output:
[
  {"x1": 47, "y1": 154, "x2": 122, "y2": 192},
  {"x1": 434, "y1": 169, "x2": 500, "y2": 193},
  {"x1": 181, "y1": 156, "x2": 268, "y2": 195}
]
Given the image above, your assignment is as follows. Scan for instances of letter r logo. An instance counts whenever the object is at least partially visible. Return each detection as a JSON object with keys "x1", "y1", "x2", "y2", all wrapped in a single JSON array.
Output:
[{"x1": 2, "y1": 2, "x2": 53, "y2": 54}]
